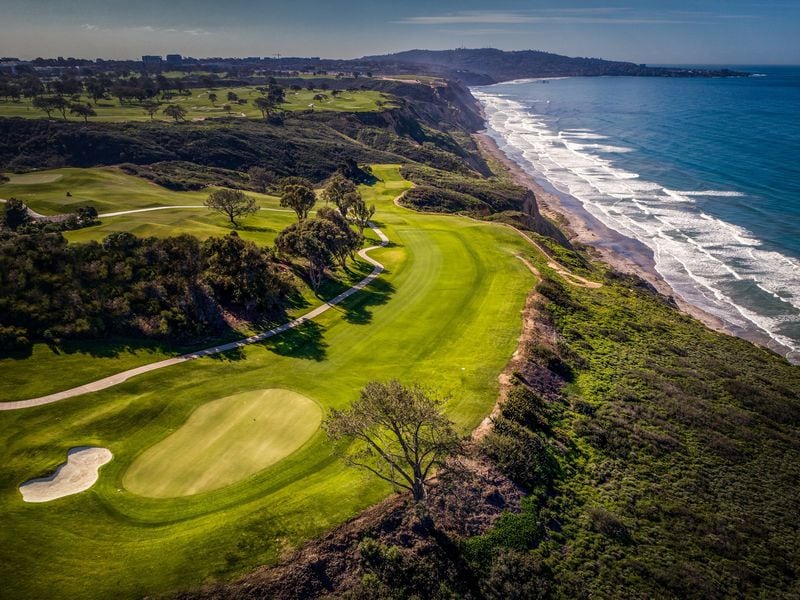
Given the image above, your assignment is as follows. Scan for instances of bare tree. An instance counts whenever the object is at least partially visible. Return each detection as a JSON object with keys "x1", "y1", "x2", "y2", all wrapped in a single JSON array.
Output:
[
  {"x1": 143, "y1": 102, "x2": 161, "y2": 120},
  {"x1": 324, "y1": 380, "x2": 462, "y2": 502}
]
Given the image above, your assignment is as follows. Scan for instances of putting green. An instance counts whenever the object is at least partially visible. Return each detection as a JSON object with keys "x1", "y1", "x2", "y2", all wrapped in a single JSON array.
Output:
[{"x1": 123, "y1": 389, "x2": 321, "y2": 497}]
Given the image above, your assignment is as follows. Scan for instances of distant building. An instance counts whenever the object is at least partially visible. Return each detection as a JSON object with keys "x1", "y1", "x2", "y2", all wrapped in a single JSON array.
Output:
[
  {"x1": 166, "y1": 54, "x2": 182, "y2": 66},
  {"x1": 142, "y1": 55, "x2": 163, "y2": 66}
]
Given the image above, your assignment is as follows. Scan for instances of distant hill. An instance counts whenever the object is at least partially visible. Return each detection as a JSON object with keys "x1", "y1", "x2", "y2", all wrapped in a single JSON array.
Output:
[{"x1": 363, "y1": 48, "x2": 748, "y2": 84}]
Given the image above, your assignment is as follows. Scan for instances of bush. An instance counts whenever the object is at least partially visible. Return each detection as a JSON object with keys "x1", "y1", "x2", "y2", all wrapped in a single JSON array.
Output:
[
  {"x1": 481, "y1": 549, "x2": 550, "y2": 600},
  {"x1": 481, "y1": 417, "x2": 554, "y2": 491},
  {"x1": 500, "y1": 385, "x2": 549, "y2": 431},
  {"x1": 587, "y1": 507, "x2": 632, "y2": 543}
]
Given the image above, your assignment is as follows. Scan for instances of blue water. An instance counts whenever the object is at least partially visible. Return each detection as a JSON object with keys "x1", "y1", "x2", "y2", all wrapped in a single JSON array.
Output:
[{"x1": 473, "y1": 67, "x2": 800, "y2": 362}]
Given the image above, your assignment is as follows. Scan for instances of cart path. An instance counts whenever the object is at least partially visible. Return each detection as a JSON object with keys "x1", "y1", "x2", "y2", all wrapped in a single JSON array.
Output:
[{"x1": 0, "y1": 222, "x2": 388, "y2": 411}]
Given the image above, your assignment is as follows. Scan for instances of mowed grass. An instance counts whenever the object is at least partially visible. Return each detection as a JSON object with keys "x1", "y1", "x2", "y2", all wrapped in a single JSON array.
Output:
[
  {"x1": 0, "y1": 85, "x2": 395, "y2": 122},
  {"x1": 0, "y1": 166, "x2": 317, "y2": 402},
  {"x1": 0, "y1": 166, "x2": 280, "y2": 215},
  {"x1": 0, "y1": 165, "x2": 541, "y2": 600},
  {"x1": 124, "y1": 389, "x2": 322, "y2": 498},
  {"x1": 0, "y1": 165, "x2": 303, "y2": 246}
]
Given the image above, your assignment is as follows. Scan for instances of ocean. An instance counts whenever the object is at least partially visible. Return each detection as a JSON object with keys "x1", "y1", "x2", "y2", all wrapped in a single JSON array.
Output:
[{"x1": 473, "y1": 67, "x2": 800, "y2": 363}]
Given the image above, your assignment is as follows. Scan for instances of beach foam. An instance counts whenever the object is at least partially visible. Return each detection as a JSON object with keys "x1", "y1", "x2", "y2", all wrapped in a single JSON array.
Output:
[{"x1": 474, "y1": 89, "x2": 800, "y2": 361}]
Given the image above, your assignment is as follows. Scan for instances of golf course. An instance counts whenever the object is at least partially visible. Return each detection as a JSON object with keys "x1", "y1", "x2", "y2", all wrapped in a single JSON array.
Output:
[
  {"x1": 0, "y1": 165, "x2": 543, "y2": 599},
  {"x1": 0, "y1": 85, "x2": 394, "y2": 122}
]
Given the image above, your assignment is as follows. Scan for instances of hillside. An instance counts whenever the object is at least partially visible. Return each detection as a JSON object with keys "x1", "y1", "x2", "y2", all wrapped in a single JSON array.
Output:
[{"x1": 364, "y1": 48, "x2": 748, "y2": 84}]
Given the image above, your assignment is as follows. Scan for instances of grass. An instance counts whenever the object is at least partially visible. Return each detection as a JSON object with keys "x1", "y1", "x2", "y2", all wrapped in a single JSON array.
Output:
[
  {"x1": 0, "y1": 85, "x2": 395, "y2": 123},
  {"x1": 0, "y1": 166, "x2": 271, "y2": 214},
  {"x1": 0, "y1": 165, "x2": 303, "y2": 246},
  {"x1": 123, "y1": 389, "x2": 322, "y2": 498},
  {"x1": 0, "y1": 165, "x2": 538, "y2": 599}
]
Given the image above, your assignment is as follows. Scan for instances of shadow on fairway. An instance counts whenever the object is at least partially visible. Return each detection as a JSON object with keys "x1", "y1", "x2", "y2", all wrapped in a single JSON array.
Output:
[
  {"x1": 260, "y1": 320, "x2": 327, "y2": 361},
  {"x1": 236, "y1": 224, "x2": 276, "y2": 234},
  {"x1": 338, "y1": 276, "x2": 395, "y2": 325}
]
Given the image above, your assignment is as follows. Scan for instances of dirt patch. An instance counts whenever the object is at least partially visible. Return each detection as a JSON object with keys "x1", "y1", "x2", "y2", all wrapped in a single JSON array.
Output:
[
  {"x1": 19, "y1": 447, "x2": 112, "y2": 503},
  {"x1": 179, "y1": 452, "x2": 523, "y2": 600}
]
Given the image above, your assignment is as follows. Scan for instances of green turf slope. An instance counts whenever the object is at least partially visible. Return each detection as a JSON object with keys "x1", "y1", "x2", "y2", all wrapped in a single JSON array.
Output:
[
  {"x1": 0, "y1": 165, "x2": 537, "y2": 600},
  {"x1": 124, "y1": 389, "x2": 322, "y2": 498},
  {"x1": 0, "y1": 166, "x2": 284, "y2": 216}
]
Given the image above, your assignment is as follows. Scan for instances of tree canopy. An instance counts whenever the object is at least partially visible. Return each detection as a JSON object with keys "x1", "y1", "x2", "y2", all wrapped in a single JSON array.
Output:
[
  {"x1": 351, "y1": 198, "x2": 376, "y2": 234},
  {"x1": 280, "y1": 183, "x2": 316, "y2": 222},
  {"x1": 323, "y1": 172, "x2": 360, "y2": 218},
  {"x1": 275, "y1": 207, "x2": 361, "y2": 290},
  {"x1": 163, "y1": 104, "x2": 187, "y2": 122},
  {"x1": 204, "y1": 188, "x2": 258, "y2": 228}
]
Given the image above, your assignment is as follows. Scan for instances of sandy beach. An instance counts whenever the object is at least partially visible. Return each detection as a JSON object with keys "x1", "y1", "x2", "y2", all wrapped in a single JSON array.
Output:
[{"x1": 474, "y1": 131, "x2": 770, "y2": 344}]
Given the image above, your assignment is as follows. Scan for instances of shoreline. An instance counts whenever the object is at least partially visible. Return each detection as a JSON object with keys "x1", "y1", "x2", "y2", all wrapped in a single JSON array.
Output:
[{"x1": 474, "y1": 130, "x2": 789, "y2": 354}]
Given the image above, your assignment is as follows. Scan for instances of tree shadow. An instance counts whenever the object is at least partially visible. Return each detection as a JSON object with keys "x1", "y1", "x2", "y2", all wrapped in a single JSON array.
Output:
[
  {"x1": 235, "y1": 224, "x2": 276, "y2": 234},
  {"x1": 259, "y1": 320, "x2": 327, "y2": 361},
  {"x1": 336, "y1": 276, "x2": 395, "y2": 325}
]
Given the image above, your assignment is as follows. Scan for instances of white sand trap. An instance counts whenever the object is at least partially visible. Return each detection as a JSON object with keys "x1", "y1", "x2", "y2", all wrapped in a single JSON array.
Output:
[{"x1": 19, "y1": 447, "x2": 112, "y2": 503}]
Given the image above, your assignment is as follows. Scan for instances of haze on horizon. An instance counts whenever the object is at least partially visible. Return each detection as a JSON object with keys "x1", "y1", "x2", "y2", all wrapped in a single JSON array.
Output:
[{"x1": 1, "y1": 0, "x2": 798, "y2": 65}]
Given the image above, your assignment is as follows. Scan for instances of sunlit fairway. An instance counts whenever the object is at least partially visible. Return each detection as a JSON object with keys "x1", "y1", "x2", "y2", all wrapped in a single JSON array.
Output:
[
  {"x1": 0, "y1": 166, "x2": 280, "y2": 215},
  {"x1": 0, "y1": 165, "x2": 542, "y2": 599},
  {"x1": 0, "y1": 165, "x2": 304, "y2": 246},
  {"x1": 124, "y1": 389, "x2": 322, "y2": 498},
  {"x1": 0, "y1": 85, "x2": 395, "y2": 122}
]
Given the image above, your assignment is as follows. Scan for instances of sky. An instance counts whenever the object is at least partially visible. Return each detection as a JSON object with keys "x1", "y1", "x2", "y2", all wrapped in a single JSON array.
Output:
[{"x1": 1, "y1": 1, "x2": 798, "y2": 65}]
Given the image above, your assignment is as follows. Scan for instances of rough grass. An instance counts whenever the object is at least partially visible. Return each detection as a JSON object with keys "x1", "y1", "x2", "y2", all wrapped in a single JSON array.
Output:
[
  {"x1": 0, "y1": 165, "x2": 538, "y2": 600},
  {"x1": 123, "y1": 389, "x2": 322, "y2": 498},
  {"x1": 0, "y1": 86, "x2": 395, "y2": 122}
]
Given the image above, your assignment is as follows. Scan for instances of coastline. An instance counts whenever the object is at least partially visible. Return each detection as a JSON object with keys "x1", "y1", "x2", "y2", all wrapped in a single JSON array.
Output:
[{"x1": 473, "y1": 130, "x2": 785, "y2": 350}]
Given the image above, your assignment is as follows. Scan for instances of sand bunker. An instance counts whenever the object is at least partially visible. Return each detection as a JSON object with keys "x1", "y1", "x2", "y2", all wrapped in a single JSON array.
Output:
[{"x1": 19, "y1": 447, "x2": 112, "y2": 503}]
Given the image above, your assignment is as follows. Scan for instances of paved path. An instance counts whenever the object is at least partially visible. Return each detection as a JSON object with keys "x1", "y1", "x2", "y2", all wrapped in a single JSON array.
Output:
[
  {"x1": 98, "y1": 206, "x2": 299, "y2": 218},
  {"x1": 1, "y1": 200, "x2": 298, "y2": 219},
  {"x1": 0, "y1": 223, "x2": 389, "y2": 411}
]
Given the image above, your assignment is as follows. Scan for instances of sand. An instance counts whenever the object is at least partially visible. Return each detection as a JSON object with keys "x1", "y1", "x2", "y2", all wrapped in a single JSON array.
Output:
[
  {"x1": 19, "y1": 447, "x2": 113, "y2": 503},
  {"x1": 474, "y1": 132, "x2": 737, "y2": 336}
]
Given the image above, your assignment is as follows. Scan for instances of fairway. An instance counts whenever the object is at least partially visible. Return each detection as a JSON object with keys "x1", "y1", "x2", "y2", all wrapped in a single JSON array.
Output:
[
  {"x1": 0, "y1": 165, "x2": 543, "y2": 600},
  {"x1": 0, "y1": 85, "x2": 395, "y2": 122},
  {"x1": 0, "y1": 166, "x2": 283, "y2": 215},
  {"x1": 124, "y1": 389, "x2": 322, "y2": 498}
]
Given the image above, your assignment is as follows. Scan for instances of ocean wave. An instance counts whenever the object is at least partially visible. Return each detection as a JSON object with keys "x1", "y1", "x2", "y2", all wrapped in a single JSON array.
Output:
[
  {"x1": 667, "y1": 189, "x2": 747, "y2": 197},
  {"x1": 473, "y1": 89, "x2": 800, "y2": 359}
]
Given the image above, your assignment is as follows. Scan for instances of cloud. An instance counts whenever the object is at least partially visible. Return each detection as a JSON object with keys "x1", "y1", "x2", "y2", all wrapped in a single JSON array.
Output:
[
  {"x1": 79, "y1": 23, "x2": 215, "y2": 36},
  {"x1": 395, "y1": 9, "x2": 707, "y2": 26}
]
